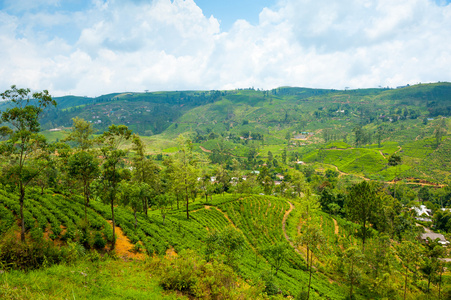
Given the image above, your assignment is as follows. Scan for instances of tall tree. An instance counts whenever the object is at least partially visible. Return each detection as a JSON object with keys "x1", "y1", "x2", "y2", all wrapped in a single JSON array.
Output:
[
  {"x1": 67, "y1": 151, "x2": 99, "y2": 221},
  {"x1": 343, "y1": 246, "x2": 364, "y2": 300},
  {"x1": 345, "y1": 181, "x2": 381, "y2": 250},
  {"x1": 434, "y1": 119, "x2": 447, "y2": 148},
  {"x1": 131, "y1": 134, "x2": 160, "y2": 215},
  {"x1": 63, "y1": 117, "x2": 95, "y2": 151},
  {"x1": 0, "y1": 85, "x2": 56, "y2": 242},
  {"x1": 98, "y1": 124, "x2": 132, "y2": 247},
  {"x1": 174, "y1": 136, "x2": 203, "y2": 219},
  {"x1": 297, "y1": 224, "x2": 325, "y2": 300},
  {"x1": 376, "y1": 125, "x2": 384, "y2": 147},
  {"x1": 264, "y1": 242, "x2": 289, "y2": 276},
  {"x1": 397, "y1": 241, "x2": 421, "y2": 300}
]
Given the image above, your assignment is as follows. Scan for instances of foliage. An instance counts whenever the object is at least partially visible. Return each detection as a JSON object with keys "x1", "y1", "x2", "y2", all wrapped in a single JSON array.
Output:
[
  {"x1": 0, "y1": 85, "x2": 56, "y2": 241},
  {"x1": 150, "y1": 249, "x2": 264, "y2": 299}
]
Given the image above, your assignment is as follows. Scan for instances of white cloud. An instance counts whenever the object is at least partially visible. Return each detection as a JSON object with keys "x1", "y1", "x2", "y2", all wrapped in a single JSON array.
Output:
[{"x1": 0, "y1": 0, "x2": 450, "y2": 96}]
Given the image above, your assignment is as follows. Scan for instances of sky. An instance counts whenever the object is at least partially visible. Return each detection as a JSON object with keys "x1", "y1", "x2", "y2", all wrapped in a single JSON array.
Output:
[{"x1": 0, "y1": 0, "x2": 450, "y2": 97}]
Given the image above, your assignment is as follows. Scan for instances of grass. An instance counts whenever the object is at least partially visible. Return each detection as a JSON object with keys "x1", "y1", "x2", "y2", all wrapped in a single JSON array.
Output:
[
  {"x1": 0, "y1": 258, "x2": 183, "y2": 300},
  {"x1": 40, "y1": 130, "x2": 68, "y2": 143}
]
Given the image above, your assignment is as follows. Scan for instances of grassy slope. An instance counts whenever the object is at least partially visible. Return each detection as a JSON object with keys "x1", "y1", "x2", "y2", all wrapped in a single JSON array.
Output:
[{"x1": 1, "y1": 259, "x2": 182, "y2": 300}]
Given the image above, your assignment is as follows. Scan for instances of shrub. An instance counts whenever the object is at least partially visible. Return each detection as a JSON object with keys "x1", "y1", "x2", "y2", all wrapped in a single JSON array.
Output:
[
  {"x1": 0, "y1": 228, "x2": 66, "y2": 271},
  {"x1": 93, "y1": 232, "x2": 106, "y2": 249},
  {"x1": 150, "y1": 249, "x2": 260, "y2": 299}
]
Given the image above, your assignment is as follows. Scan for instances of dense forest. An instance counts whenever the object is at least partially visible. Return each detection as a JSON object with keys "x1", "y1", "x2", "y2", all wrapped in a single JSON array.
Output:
[{"x1": 1, "y1": 83, "x2": 451, "y2": 299}]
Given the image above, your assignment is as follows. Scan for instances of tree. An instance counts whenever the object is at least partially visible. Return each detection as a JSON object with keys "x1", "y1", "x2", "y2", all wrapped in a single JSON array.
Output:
[
  {"x1": 98, "y1": 124, "x2": 132, "y2": 247},
  {"x1": 376, "y1": 125, "x2": 384, "y2": 147},
  {"x1": 155, "y1": 193, "x2": 173, "y2": 225},
  {"x1": 63, "y1": 117, "x2": 95, "y2": 151},
  {"x1": 215, "y1": 165, "x2": 230, "y2": 195},
  {"x1": 290, "y1": 169, "x2": 306, "y2": 198},
  {"x1": 0, "y1": 85, "x2": 56, "y2": 242},
  {"x1": 281, "y1": 148, "x2": 287, "y2": 164},
  {"x1": 264, "y1": 242, "x2": 289, "y2": 275},
  {"x1": 297, "y1": 224, "x2": 325, "y2": 300},
  {"x1": 434, "y1": 119, "x2": 447, "y2": 148},
  {"x1": 353, "y1": 125, "x2": 364, "y2": 147},
  {"x1": 345, "y1": 181, "x2": 380, "y2": 250},
  {"x1": 397, "y1": 241, "x2": 421, "y2": 300},
  {"x1": 131, "y1": 134, "x2": 160, "y2": 215},
  {"x1": 205, "y1": 226, "x2": 245, "y2": 269},
  {"x1": 118, "y1": 181, "x2": 147, "y2": 229},
  {"x1": 421, "y1": 238, "x2": 445, "y2": 294},
  {"x1": 388, "y1": 153, "x2": 401, "y2": 167},
  {"x1": 174, "y1": 136, "x2": 203, "y2": 219},
  {"x1": 67, "y1": 151, "x2": 99, "y2": 221},
  {"x1": 343, "y1": 246, "x2": 364, "y2": 300}
]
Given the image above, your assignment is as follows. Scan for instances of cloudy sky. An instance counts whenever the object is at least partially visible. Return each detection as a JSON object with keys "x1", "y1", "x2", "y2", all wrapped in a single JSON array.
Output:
[{"x1": 0, "y1": 0, "x2": 450, "y2": 96}]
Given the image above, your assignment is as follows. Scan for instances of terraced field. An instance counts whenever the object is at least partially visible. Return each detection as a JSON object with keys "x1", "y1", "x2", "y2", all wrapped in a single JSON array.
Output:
[{"x1": 0, "y1": 189, "x2": 348, "y2": 298}]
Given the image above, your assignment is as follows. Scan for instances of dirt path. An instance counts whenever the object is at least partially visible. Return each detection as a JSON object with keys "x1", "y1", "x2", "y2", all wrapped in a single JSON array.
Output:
[
  {"x1": 282, "y1": 202, "x2": 308, "y2": 258},
  {"x1": 199, "y1": 146, "x2": 212, "y2": 153},
  {"x1": 332, "y1": 218, "x2": 339, "y2": 235},
  {"x1": 108, "y1": 221, "x2": 145, "y2": 260},
  {"x1": 214, "y1": 207, "x2": 236, "y2": 228},
  {"x1": 322, "y1": 163, "x2": 443, "y2": 187},
  {"x1": 379, "y1": 150, "x2": 386, "y2": 159},
  {"x1": 282, "y1": 202, "x2": 295, "y2": 246}
]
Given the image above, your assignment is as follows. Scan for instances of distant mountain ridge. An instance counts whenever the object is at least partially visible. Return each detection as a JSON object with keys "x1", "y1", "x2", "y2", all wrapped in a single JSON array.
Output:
[{"x1": 1, "y1": 82, "x2": 450, "y2": 137}]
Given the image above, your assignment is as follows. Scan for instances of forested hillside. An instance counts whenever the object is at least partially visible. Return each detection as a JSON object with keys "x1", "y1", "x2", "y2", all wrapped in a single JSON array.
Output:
[{"x1": 1, "y1": 83, "x2": 451, "y2": 299}]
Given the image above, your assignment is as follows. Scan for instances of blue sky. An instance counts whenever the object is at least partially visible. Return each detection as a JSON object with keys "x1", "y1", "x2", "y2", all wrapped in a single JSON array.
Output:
[
  {"x1": 0, "y1": 0, "x2": 450, "y2": 96},
  {"x1": 195, "y1": 0, "x2": 276, "y2": 29}
]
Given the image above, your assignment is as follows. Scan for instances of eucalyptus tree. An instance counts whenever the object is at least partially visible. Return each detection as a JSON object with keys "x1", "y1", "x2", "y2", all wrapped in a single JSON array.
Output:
[
  {"x1": 155, "y1": 193, "x2": 174, "y2": 225},
  {"x1": 174, "y1": 135, "x2": 205, "y2": 219},
  {"x1": 297, "y1": 224, "x2": 325, "y2": 300},
  {"x1": 63, "y1": 117, "x2": 95, "y2": 151},
  {"x1": 118, "y1": 181, "x2": 147, "y2": 229},
  {"x1": 162, "y1": 156, "x2": 183, "y2": 209},
  {"x1": 343, "y1": 246, "x2": 364, "y2": 300},
  {"x1": 98, "y1": 124, "x2": 132, "y2": 247},
  {"x1": 131, "y1": 134, "x2": 160, "y2": 215},
  {"x1": 67, "y1": 151, "x2": 100, "y2": 221},
  {"x1": 0, "y1": 85, "x2": 56, "y2": 242}
]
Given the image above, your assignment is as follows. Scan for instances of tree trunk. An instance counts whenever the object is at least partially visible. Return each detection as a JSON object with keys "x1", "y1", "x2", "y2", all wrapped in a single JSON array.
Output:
[
  {"x1": 20, "y1": 185, "x2": 25, "y2": 242},
  {"x1": 111, "y1": 197, "x2": 116, "y2": 248},
  {"x1": 84, "y1": 183, "x2": 88, "y2": 222},
  {"x1": 186, "y1": 185, "x2": 189, "y2": 219},
  {"x1": 439, "y1": 269, "x2": 443, "y2": 299},
  {"x1": 307, "y1": 249, "x2": 313, "y2": 300},
  {"x1": 134, "y1": 210, "x2": 137, "y2": 230},
  {"x1": 86, "y1": 181, "x2": 90, "y2": 207},
  {"x1": 404, "y1": 265, "x2": 408, "y2": 300},
  {"x1": 362, "y1": 219, "x2": 366, "y2": 252},
  {"x1": 350, "y1": 262, "x2": 354, "y2": 300}
]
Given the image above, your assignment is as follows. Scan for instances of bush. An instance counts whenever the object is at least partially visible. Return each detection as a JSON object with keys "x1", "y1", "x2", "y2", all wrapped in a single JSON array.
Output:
[
  {"x1": 93, "y1": 232, "x2": 106, "y2": 249},
  {"x1": 0, "y1": 228, "x2": 67, "y2": 271},
  {"x1": 260, "y1": 270, "x2": 280, "y2": 295},
  {"x1": 150, "y1": 249, "x2": 262, "y2": 299}
]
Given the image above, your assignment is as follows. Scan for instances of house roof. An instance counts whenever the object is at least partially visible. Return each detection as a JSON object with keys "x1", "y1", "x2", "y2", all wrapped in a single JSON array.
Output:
[{"x1": 421, "y1": 233, "x2": 449, "y2": 245}]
